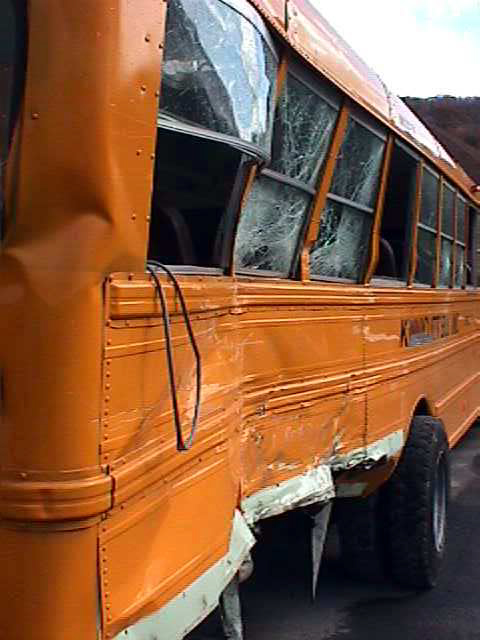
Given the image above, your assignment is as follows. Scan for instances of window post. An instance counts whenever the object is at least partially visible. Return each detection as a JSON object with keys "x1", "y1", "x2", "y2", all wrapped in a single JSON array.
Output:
[{"x1": 300, "y1": 103, "x2": 349, "y2": 282}]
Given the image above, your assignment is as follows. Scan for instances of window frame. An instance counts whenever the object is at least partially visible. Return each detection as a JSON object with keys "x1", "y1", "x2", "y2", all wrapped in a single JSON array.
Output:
[
  {"x1": 309, "y1": 106, "x2": 388, "y2": 284},
  {"x1": 454, "y1": 194, "x2": 467, "y2": 288},
  {"x1": 438, "y1": 180, "x2": 456, "y2": 288},
  {"x1": 233, "y1": 59, "x2": 342, "y2": 278},
  {"x1": 414, "y1": 165, "x2": 440, "y2": 287},
  {"x1": 158, "y1": 0, "x2": 279, "y2": 164},
  {"x1": 369, "y1": 137, "x2": 420, "y2": 286}
]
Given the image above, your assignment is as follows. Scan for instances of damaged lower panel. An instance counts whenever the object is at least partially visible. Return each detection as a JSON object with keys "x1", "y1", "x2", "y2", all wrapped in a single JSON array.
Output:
[
  {"x1": 241, "y1": 464, "x2": 334, "y2": 525},
  {"x1": 113, "y1": 510, "x2": 255, "y2": 640},
  {"x1": 330, "y1": 428, "x2": 404, "y2": 472}
]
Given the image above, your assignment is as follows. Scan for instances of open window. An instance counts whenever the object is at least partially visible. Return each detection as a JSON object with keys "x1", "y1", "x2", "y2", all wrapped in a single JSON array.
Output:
[
  {"x1": 148, "y1": 0, "x2": 278, "y2": 271},
  {"x1": 373, "y1": 141, "x2": 419, "y2": 282},
  {"x1": 415, "y1": 166, "x2": 439, "y2": 286},
  {"x1": 148, "y1": 131, "x2": 248, "y2": 268},
  {"x1": 234, "y1": 68, "x2": 341, "y2": 276},
  {"x1": 309, "y1": 112, "x2": 386, "y2": 282}
]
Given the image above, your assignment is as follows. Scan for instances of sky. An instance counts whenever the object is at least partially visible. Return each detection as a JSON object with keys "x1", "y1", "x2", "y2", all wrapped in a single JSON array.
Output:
[{"x1": 313, "y1": 0, "x2": 480, "y2": 98}]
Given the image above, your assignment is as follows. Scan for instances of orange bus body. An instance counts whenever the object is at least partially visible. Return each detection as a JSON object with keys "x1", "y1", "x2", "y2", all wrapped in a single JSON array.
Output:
[{"x1": 1, "y1": 1, "x2": 480, "y2": 639}]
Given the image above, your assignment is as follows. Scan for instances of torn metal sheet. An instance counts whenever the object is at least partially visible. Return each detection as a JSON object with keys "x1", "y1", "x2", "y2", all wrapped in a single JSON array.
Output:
[
  {"x1": 220, "y1": 575, "x2": 243, "y2": 640},
  {"x1": 335, "y1": 482, "x2": 368, "y2": 498},
  {"x1": 311, "y1": 502, "x2": 332, "y2": 599},
  {"x1": 331, "y1": 428, "x2": 404, "y2": 472},
  {"x1": 241, "y1": 464, "x2": 334, "y2": 525},
  {"x1": 113, "y1": 510, "x2": 255, "y2": 640}
]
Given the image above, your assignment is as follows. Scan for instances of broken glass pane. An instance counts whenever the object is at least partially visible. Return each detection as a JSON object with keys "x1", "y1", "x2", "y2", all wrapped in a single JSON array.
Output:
[
  {"x1": 415, "y1": 228, "x2": 436, "y2": 285},
  {"x1": 419, "y1": 170, "x2": 439, "y2": 229},
  {"x1": 310, "y1": 200, "x2": 372, "y2": 280},
  {"x1": 330, "y1": 119, "x2": 385, "y2": 209},
  {"x1": 160, "y1": 0, "x2": 277, "y2": 152},
  {"x1": 442, "y1": 184, "x2": 455, "y2": 237},
  {"x1": 234, "y1": 176, "x2": 310, "y2": 273},
  {"x1": 270, "y1": 74, "x2": 339, "y2": 186},
  {"x1": 439, "y1": 238, "x2": 452, "y2": 286}
]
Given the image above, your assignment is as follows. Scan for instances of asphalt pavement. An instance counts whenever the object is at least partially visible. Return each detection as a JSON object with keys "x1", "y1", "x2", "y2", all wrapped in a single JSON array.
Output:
[{"x1": 188, "y1": 422, "x2": 480, "y2": 640}]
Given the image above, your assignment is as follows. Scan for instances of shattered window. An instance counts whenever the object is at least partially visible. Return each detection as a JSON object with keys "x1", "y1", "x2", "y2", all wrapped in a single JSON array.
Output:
[
  {"x1": 310, "y1": 116, "x2": 385, "y2": 281},
  {"x1": 310, "y1": 200, "x2": 372, "y2": 280},
  {"x1": 270, "y1": 75, "x2": 338, "y2": 185},
  {"x1": 234, "y1": 176, "x2": 311, "y2": 272},
  {"x1": 415, "y1": 168, "x2": 439, "y2": 285},
  {"x1": 159, "y1": 0, "x2": 277, "y2": 154},
  {"x1": 234, "y1": 71, "x2": 341, "y2": 274},
  {"x1": 330, "y1": 119, "x2": 385, "y2": 208},
  {"x1": 455, "y1": 196, "x2": 467, "y2": 287},
  {"x1": 439, "y1": 183, "x2": 455, "y2": 287}
]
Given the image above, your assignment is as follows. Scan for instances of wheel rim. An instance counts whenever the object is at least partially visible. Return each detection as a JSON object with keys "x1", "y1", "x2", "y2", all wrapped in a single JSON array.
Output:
[{"x1": 432, "y1": 454, "x2": 447, "y2": 553}]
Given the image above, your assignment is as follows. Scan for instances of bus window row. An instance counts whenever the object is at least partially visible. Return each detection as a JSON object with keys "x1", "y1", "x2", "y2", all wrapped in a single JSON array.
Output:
[{"x1": 147, "y1": 0, "x2": 480, "y2": 289}]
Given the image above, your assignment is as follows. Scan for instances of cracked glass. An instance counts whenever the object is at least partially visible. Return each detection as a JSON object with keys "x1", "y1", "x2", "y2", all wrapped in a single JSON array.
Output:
[
  {"x1": 159, "y1": 0, "x2": 277, "y2": 153},
  {"x1": 310, "y1": 200, "x2": 372, "y2": 280},
  {"x1": 234, "y1": 71, "x2": 340, "y2": 274},
  {"x1": 270, "y1": 75, "x2": 339, "y2": 185},
  {"x1": 330, "y1": 119, "x2": 385, "y2": 208},
  {"x1": 234, "y1": 176, "x2": 311, "y2": 273}
]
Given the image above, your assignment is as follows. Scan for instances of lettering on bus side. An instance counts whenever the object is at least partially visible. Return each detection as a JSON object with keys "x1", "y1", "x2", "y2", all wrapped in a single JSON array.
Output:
[{"x1": 401, "y1": 314, "x2": 459, "y2": 347}]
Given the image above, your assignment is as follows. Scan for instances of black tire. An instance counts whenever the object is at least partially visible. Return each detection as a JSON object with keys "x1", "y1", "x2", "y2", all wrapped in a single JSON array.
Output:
[
  {"x1": 336, "y1": 491, "x2": 386, "y2": 581},
  {"x1": 386, "y1": 416, "x2": 450, "y2": 589}
]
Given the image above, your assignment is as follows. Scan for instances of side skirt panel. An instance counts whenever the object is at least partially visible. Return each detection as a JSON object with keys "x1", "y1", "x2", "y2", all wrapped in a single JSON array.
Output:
[{"x1": 113, "y1": 511, "x2": 255, "y2": 640}]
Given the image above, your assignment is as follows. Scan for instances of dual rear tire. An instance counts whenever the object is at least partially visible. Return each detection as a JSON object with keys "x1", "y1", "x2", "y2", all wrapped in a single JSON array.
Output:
[{"x1": 337, "y1": 416, "x2": 450, "y2": 589}]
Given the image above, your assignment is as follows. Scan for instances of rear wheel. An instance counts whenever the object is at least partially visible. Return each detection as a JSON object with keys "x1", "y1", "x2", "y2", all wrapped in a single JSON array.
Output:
[
  {"x1": 386, "y1": 416, "x2": 450, "y2": 589},
  {"x1": 336, "y1": 491, "x2": 386, "y2": 581}
]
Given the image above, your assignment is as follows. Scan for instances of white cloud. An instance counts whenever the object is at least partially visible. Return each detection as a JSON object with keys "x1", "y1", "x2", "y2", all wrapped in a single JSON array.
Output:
[{"x1": 312, "y1": 0, "x2": 480, "y2": 97}]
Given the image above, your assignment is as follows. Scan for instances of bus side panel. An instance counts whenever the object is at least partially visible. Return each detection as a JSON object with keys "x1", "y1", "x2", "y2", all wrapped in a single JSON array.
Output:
[
  {"x1": 363, "y1": 293, "x2": 480, "y2": 485},
  {"x1": 100, "y1": 275, "x2": 241, "y2": 637},
  {"x1": 0, "y1": 526, "x2": 98, "y2": 640},
  {"x1": 235, "y1": 280, "x2": 367, "y2": 502},
  {"x1": 0, "y1": 1, "x2": 165, "y2": 638}
]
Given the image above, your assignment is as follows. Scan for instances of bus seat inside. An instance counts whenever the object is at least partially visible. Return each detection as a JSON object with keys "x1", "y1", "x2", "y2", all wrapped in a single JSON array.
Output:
[
  {"x1": 148, "y1": 128, "x2": 242, "y2": 268},
  {"x1": 375, "y1": 144, "x2": 418, "y2": 280}
]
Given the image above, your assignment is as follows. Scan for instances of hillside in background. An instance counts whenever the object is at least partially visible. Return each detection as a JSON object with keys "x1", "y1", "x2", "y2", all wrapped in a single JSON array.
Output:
[{"x1": 403, "y1": 96, "x2": 480, "y2": 184}]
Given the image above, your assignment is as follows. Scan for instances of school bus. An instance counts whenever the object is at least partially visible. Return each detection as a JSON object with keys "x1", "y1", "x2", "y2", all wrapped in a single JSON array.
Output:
[{"x1": 1, "y1": 1, "x2": 480, "y2": 639}]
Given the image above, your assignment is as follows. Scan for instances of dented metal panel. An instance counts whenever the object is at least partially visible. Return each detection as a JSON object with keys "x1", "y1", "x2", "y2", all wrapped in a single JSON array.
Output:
[
  {"x1": 331, "y1": 428, "x2": 404, "y2": 472},
  {"x1": 2, "y1": 0, "x2": 480, "y2": 638},
  {"x1": 113, "y1": 511, "x2": 255, "y2": 640},
  {"x1": 241, "y1": 465, "x2": 334, "y2": 524}
]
